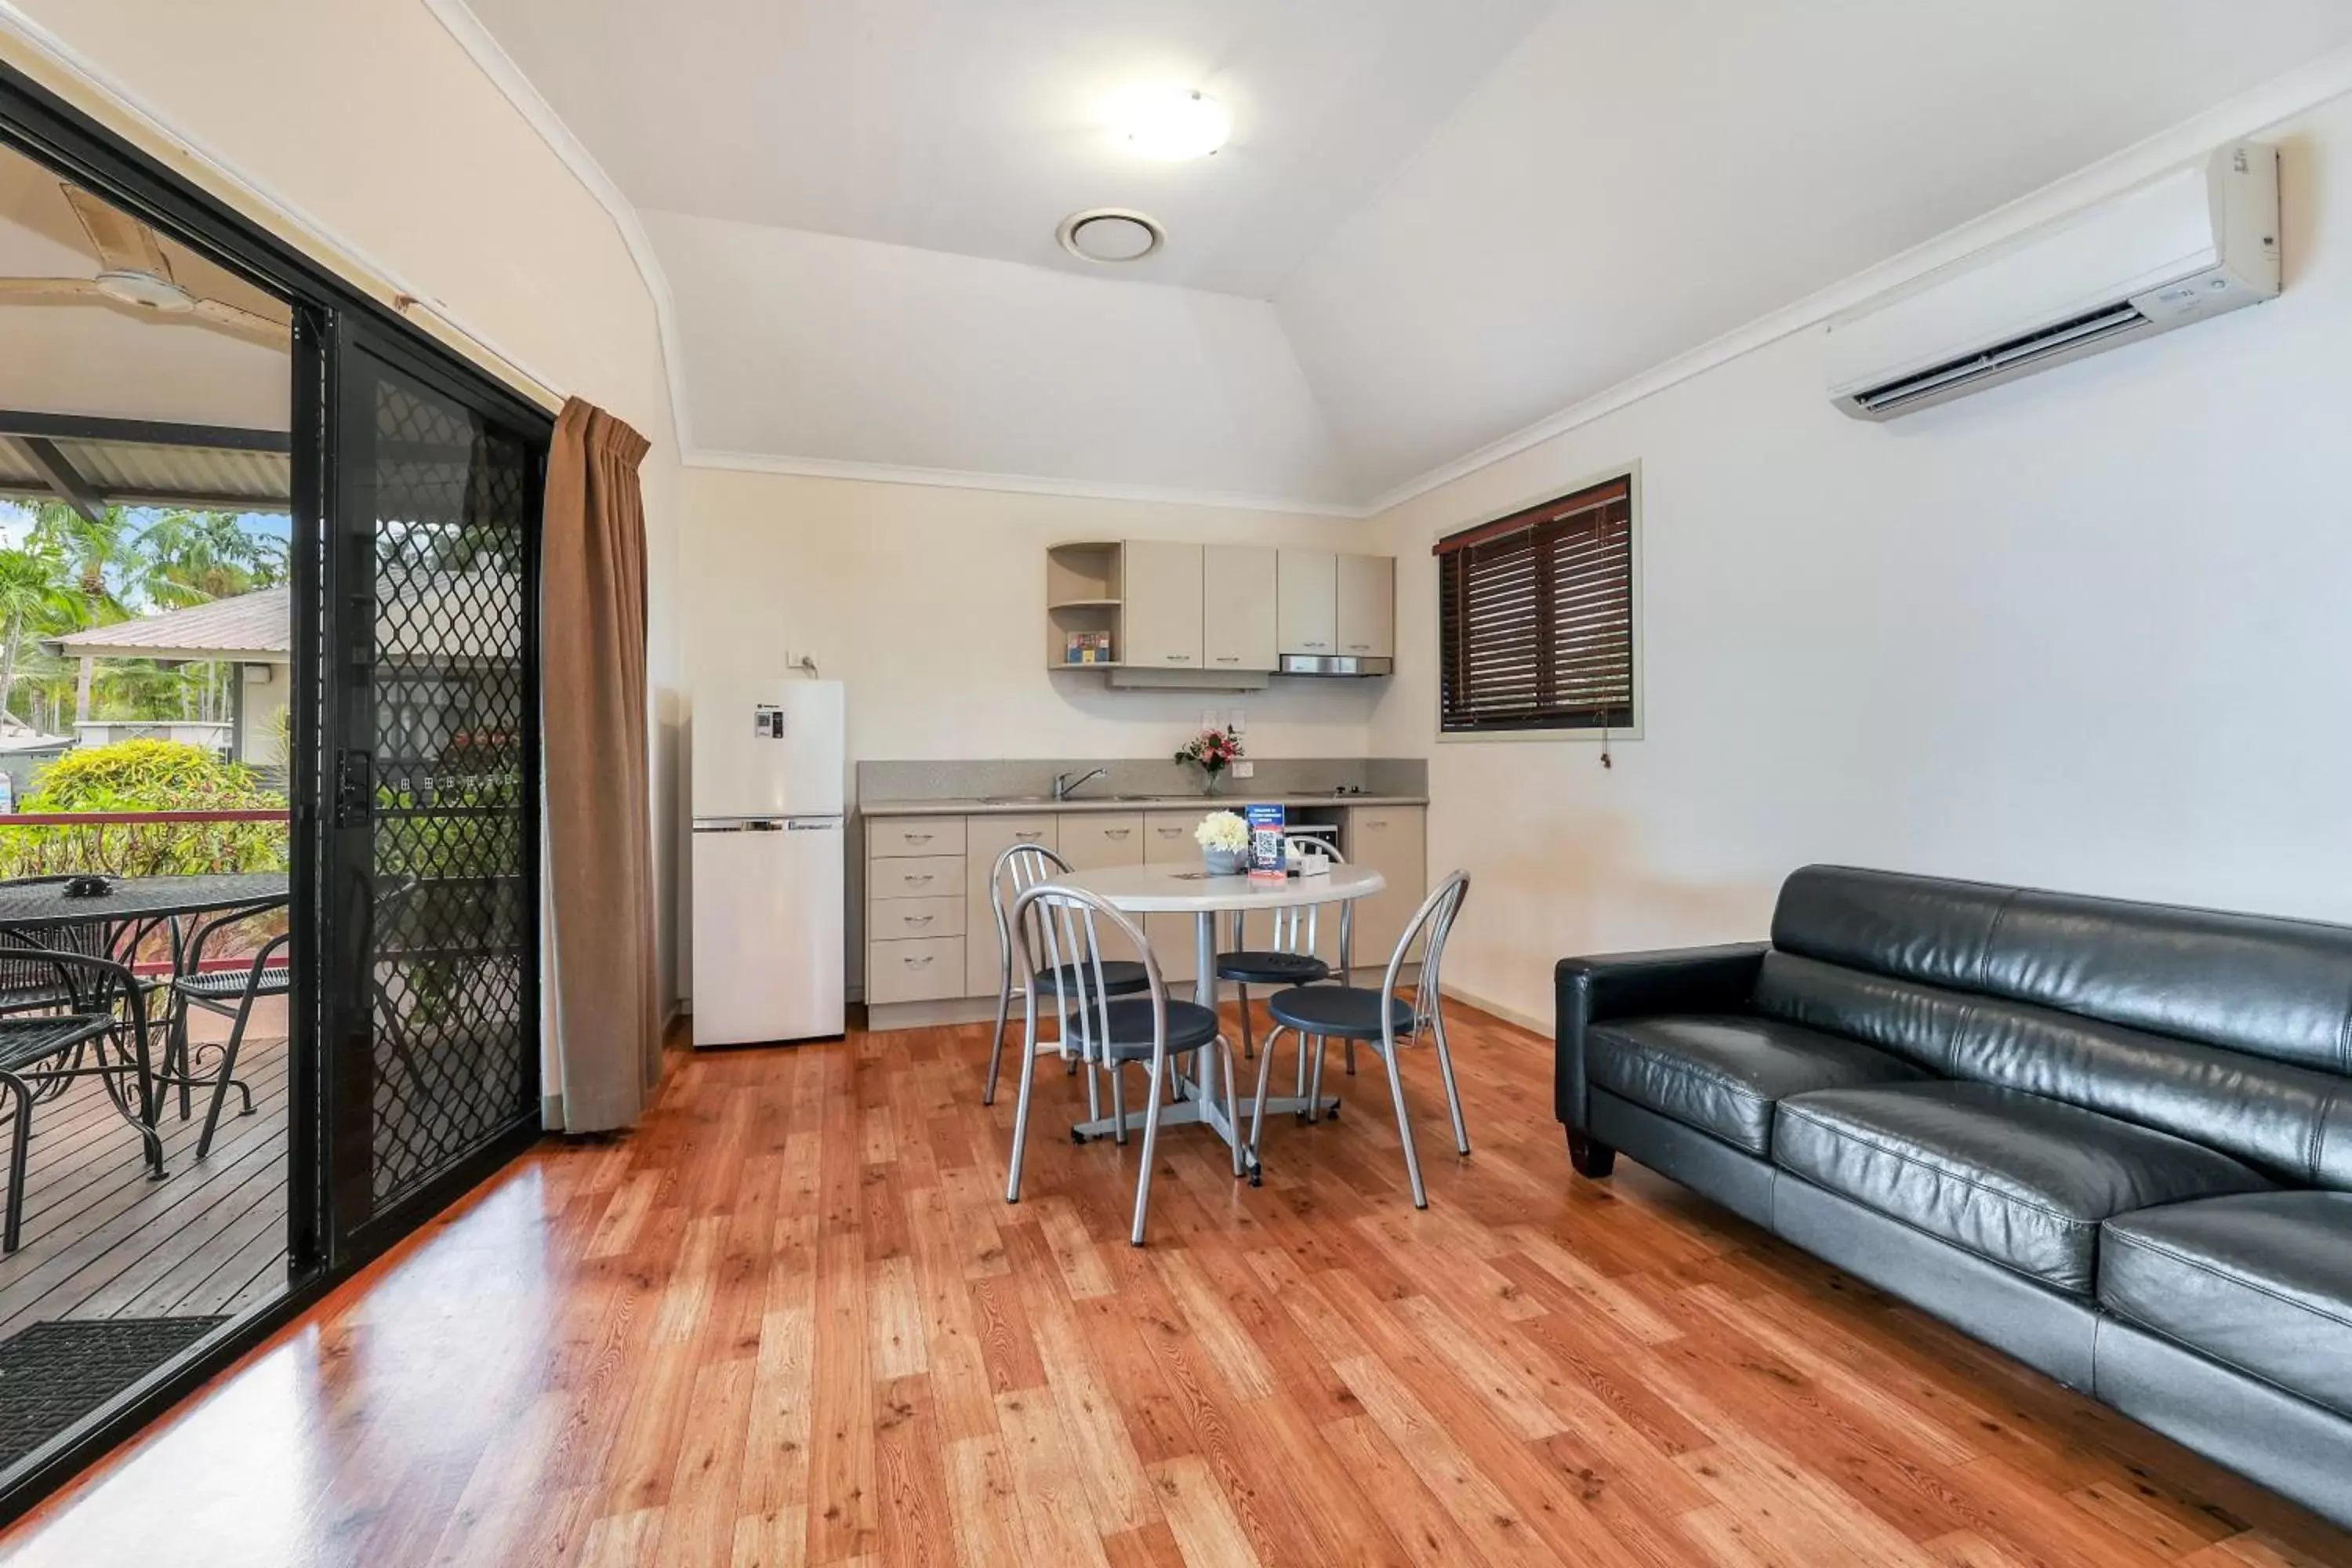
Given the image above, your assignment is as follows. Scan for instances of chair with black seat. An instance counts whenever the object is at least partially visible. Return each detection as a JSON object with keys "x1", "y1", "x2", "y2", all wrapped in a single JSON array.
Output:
[
  {"x1": 162, "y1": 906, "x2": 291, "y2": 1158},
  {"x1": 1215, "y1": 837, "x2": 1349, "y2": 1069},
  {"x1": 1004, "y1": 880, "x2": 1234, "y2": 1246},
  {"x1": 0, "y1": 943, "x2": 162, "y2": 1251},
  {"x1": 1247, "y1": 870, "x2": 1471, "y2": 1208},
  {"x1": 981, "y1": 842, "x2": 1148, "y2": 1108}
]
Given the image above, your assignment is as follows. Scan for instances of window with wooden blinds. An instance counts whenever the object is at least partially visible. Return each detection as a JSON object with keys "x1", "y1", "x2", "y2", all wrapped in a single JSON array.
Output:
[{"x1": 1435, "y1": 475, "x2": 1635, "y2": 735}]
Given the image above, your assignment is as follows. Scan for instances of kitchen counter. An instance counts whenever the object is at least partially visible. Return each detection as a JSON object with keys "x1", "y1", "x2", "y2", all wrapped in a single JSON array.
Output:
[{"x1": 862, "y1": 793, "x2": 1428, "y2": 818}]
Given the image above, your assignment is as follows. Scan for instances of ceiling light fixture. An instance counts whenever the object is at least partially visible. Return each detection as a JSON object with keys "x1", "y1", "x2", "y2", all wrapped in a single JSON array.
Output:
[
  {"x1": 1058, "y1": 208, "x2": 1166, "y2": 264},
  {"x1": 1108, "y1": 85, "x2": 1231, "y2": 160}
]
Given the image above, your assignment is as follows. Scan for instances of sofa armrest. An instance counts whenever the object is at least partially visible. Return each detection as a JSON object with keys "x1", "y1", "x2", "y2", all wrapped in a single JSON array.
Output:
[{"x1": 1554, "y1": 943, "x2": 1769, "y2": 1131}]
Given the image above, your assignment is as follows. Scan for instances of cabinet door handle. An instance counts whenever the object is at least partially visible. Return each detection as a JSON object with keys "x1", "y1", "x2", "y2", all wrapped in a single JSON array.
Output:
[
  {"x1": 1105, "y1": 828, "x2": 1131, "y2": 840},
  {"x1": 1164, "y1": 653, "x2": 1192, "y2": 662},
  {"x1": 1214, "y1": 655, "x2": 1240, "y2": 662},
  {"x1": 1347, "y1": 643, "x2": 1370, "y2": 652},
  {"x1": 1156, "y1": 826, "x2": 1181, "y2": 837},
  {"x1": 905, "y1": 955, "x2": 933, "y2": 967},
  {"x1": 1014, "y1": 831, "x2": 1043, "y2": 842},
  {"x1": 1305, "y1": 641, "x2": 1328, "y2": 648}
]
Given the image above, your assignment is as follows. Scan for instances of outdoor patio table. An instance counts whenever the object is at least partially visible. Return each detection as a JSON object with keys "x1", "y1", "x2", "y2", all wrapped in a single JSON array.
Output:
[{"x1": 0, "y1": 873, "x2": 288, "y2": 939}]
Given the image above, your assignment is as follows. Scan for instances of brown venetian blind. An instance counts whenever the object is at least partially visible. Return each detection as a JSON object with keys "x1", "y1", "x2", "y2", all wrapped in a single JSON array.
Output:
[{"x1": 1435, "y1": 476, "x2": 1634, "y2": 735}]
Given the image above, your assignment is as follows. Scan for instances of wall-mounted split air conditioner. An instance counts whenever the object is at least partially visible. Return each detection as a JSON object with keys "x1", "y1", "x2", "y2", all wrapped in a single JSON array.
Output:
[{"x1": 1824, "y1": 143, "x2": 2280, "y2": 419}]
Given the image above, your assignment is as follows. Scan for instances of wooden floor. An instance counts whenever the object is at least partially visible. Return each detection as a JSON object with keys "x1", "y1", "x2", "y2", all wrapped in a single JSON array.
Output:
[
  {"x1": 0, "y1": 1027, "x2": 289, "y2": 1338},
  {"x1": 4, "y1": 1006, "x2": 2349, "y2": 1567}
]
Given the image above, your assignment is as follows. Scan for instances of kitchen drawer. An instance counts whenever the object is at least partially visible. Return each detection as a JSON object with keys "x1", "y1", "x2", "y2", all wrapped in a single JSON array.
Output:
[
  {"x1": 869, "y1": 895, "x2": 964, "y2": 943},
  {"x1": 1058, "y1": 812, "x2": 1145, "y2": 870},
  {"x1": 1142, "y1": 809, "x2": 1213, "y2": 864},
  {"x1": 869, "y1": 817, "x2": 967, "y2": 858},
  {"x1": 870, "y1": 854, "x2": 964, "y2": 901},
  {"x1": 866, "y1": 937, "x2": 965, "y2": 1004}
]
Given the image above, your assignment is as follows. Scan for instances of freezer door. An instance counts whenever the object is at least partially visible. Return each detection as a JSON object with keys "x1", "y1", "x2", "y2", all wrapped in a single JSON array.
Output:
[
  {"x1": 691, "y1": 678, "x2": 845, "y2": 818},
  {"x1": 691, "y1": 818, "x2": 846, "y2": 1045}
]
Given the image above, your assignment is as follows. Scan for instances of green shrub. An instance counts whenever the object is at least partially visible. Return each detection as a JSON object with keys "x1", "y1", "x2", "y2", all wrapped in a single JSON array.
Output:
[{"x1": 0, "y1": 739, "x2": 289, "y2": 877}]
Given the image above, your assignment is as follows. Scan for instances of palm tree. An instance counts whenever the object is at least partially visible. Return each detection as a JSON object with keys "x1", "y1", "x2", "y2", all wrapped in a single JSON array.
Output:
[{"x1": 0, "y1": 546, "x2": 78, "y2": 724}]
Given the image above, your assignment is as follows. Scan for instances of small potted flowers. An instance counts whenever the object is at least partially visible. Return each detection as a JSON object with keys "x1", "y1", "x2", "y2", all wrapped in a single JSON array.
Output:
[
  {"x1": 1174, "y1": 725, "x2": 1243, "y2": 795},
  {"x1": 1194, "y1": 810, "x2": 1250, "y2": 875}
]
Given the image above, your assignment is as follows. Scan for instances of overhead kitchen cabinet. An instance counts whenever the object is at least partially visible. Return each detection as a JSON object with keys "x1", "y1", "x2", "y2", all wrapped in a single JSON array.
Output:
[{"x1": 1048, "y1": 539, "x2": 1392, "y2": 689}]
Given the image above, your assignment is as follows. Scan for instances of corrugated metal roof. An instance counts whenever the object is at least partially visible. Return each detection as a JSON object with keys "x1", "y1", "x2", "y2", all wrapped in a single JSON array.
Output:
[
  {"x1": 51, "y1": 586, "x2": 290, "y2": 660},
  {"x1": 53, "y1": 439, "x2": 289, "y2": 510}
]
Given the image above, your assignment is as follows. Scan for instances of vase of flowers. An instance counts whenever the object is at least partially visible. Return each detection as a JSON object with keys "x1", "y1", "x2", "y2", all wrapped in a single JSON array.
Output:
[
  {"x1": 1174, "y1": 725, "x2": 1243, "y2": 796},
  {"x1": 1194, "y1": 810, "x2": 1250, "y2": 875}
]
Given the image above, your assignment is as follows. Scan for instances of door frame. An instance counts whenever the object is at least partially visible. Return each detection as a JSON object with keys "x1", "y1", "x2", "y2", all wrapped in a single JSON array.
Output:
[{"x1": 0, "y1": 56, "x2": 552, "y2": 1523}]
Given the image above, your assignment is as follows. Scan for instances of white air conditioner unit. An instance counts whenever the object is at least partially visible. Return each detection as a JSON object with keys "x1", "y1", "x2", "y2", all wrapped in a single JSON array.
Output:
[{"x1": 1825, "y1": 143, "x2": 2279, "y2": 419}]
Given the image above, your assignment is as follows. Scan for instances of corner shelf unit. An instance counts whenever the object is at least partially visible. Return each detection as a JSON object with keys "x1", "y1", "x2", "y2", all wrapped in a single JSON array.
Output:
[{"x1": 1046, "y1": 542, "x2": 1124, "y2": 669}]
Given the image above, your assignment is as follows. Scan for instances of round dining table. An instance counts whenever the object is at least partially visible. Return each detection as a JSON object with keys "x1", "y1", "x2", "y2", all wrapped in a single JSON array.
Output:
[{"x1": 1051, "y1": 860, "x2": 1385, "y2": 1152}]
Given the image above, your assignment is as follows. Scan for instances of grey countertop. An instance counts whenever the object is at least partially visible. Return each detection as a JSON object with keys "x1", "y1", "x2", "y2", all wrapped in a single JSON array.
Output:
[{"x1": 862, "y1": 793, "x2": 1428, "y2": 818}]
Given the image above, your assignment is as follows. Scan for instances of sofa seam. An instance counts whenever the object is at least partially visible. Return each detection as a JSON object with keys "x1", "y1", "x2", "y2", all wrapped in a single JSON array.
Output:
[
  {"x1": 1976, "y1": 887, "x2": 2024, "y2": 995},
  {"x1": 1774, "y1": 1104, "x2": 2095, "y2": 1231},
  {"x1": 2104, "y1": 1228, "x2": 2352, "y2": 1336}
]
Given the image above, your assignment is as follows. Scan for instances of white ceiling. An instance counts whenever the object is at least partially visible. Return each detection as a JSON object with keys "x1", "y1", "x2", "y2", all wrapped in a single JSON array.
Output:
[
  {"x1": 461, "y1": 0, "x2": 1555, "y2": 298},
  {"x1": 458, "y1": 0, "x2": 2352, "y2": 510}
]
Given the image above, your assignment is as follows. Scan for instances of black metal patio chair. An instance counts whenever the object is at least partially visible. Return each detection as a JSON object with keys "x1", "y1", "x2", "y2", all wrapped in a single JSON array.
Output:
[{"x1": 0, "y1": 943, "x2": 162, "y2": 1252}]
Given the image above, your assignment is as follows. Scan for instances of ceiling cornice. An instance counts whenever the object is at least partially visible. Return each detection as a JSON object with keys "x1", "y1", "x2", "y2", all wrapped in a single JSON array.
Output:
[
  {"x1": 1356, "y1": 43, "x2": 2352, "y2": 517},
  {"x1": 683, "y1": 447, "x2": 1364, "y2": 517}
]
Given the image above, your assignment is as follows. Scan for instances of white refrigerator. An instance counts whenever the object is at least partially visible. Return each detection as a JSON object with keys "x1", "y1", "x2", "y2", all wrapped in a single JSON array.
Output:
[{"x1": 690, "y1": 678, "x2": 846, "y2": 1045}]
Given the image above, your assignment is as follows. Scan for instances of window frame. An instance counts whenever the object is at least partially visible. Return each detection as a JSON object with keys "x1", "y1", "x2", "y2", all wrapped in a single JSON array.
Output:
[{"x1": 1431, "y1": 463, "x2": 1643, "y2": 744}]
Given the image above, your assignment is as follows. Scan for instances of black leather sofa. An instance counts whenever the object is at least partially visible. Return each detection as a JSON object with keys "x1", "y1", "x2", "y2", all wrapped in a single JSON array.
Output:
[{"x1": 1555, "y1": 865, "x2": 2352, "y2": 1530}]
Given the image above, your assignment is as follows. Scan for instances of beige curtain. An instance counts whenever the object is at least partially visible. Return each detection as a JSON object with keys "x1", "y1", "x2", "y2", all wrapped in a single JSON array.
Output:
[{"x1": 542, "y1": 398, "x2": 659, "y2": 1131}]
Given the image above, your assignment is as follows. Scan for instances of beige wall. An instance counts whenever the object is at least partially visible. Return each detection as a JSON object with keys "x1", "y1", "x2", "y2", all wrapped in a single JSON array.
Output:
[
  {"x1": 5, "y1": 0, "x2": 687, "y2": 1008},
  {"x1": 679, "y1": 466, "x2": 1387, "y2": 995},
  {"x1": 1368, "y1": 95, "x2": 2352, "y2": 1029}
]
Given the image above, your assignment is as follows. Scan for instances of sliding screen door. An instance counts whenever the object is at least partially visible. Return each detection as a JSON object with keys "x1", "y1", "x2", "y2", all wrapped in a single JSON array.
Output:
[{"x1": 321, "y1": 324, "x2": 545, "y2": 1257}]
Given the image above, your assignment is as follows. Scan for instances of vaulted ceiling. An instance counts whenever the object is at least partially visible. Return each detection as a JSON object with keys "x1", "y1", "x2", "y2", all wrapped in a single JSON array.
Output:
[{"x1": 461, "y1": 0, "x2": 2352, "y2": 510}]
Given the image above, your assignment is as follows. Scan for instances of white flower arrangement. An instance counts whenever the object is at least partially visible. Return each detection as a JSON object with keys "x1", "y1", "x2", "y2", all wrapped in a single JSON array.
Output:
[{"x1": 1194, "y1": 810, "x2": 1249, "y2": 852}]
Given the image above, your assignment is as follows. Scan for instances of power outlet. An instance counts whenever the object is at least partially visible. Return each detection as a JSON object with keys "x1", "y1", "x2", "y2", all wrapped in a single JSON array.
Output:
[{"x1": 1231, "y1": 760, "x2": 1256, "y2": 779}]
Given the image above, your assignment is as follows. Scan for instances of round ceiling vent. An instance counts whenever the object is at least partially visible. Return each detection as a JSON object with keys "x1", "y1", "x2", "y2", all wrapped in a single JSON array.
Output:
[{"x1": 1057, "y1": 208, "x2": 1165, "y2": 264}]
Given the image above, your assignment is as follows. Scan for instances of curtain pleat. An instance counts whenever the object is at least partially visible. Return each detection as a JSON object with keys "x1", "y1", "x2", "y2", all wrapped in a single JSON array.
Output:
[{"x1": 541, "y1": 398, "x2": 658, "y2": 1131}]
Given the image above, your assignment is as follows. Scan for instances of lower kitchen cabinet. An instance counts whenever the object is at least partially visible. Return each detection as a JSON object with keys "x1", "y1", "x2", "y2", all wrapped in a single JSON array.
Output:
[
  {"x1": 1344, "y1": 805, "x2": 1428, "y2": 969},
  {"x1": 864, "y1": 800, "x2": 1427, "y2": 1029}
]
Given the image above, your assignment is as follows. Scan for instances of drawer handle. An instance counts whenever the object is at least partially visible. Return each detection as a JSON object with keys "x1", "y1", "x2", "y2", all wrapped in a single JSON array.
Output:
[
  {"x1": 904, "y1": 955, "x2": 933, "y2": 967},
  {"x1": 905, "y1": 831, "x2": 934, "y2": 844},
  {"x1": 1014, "y1": 831, "x2": 1043, "y2": 842},
  {"x1": 1164, "y1": 654, "x2": 1189, "y2": 662},
  {"x1": 906, "y1": 914, "x2": 934, "y2": 926},
  {"x1": 1105, "y1": 829, "x2": 1131, "y2": 839},
  {"x1": 905, "y1": 873, "x2": 935, "y2": 884},
  {"x1": 1214, "y1": 655, "x2": 1239, "y2": 662},
  {"x1": 1156, "y1": 827, "x2": 1181, "y2": 837}
]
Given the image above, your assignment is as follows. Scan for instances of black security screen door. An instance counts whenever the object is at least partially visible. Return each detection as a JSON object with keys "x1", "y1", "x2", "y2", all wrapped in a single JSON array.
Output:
[{"x1": 321, "y1": 323, "x2": 546, "y2": 1257}]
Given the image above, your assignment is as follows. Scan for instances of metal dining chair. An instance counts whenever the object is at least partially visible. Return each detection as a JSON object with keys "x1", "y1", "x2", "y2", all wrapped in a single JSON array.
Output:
[
  {"x1": 162, "y1": 906, "x2": 291, "y2": 1158},
  {"x1": 1004, "y1": 881, "x2": 1234, "y2": 1247},
  {"x1": 1246, "y1": 870, "x2": 1472, "y2": 1208},
  {"x1": 1214, "y1": 837, "x2": 1351, "y2": 1067},
  {"x1": 0, "y1": 942, "x2": 162, "y2": 1251},
  {"x1": 981, "y1": 842, "x2": 1148, "y2": 1107}
]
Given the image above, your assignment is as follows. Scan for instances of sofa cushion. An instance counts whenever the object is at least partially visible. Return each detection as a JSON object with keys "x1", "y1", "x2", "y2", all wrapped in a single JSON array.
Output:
[
  {"x1": 1772, "y1": 1083, "x2": 2271, "y2": 1294},
  {"x1": 2100, "y1": 1192, "x2": 2352, "y2": 1421},
  {"x1": 1584, "y1": 1016, "x2": 1928, "y2": 1156}
]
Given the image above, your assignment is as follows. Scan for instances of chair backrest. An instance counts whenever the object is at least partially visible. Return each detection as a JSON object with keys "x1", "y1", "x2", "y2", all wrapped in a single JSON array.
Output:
[
  {"x1": 0, "y1": 919, "x2": 104, "y2": 1006},
  {"x1": 1383, "y1": 870, "x2": 1471, "y2": 1033},
  {"x1": 1010, "y1": 880, "x2": 1170, "y2": 1069},
  {"x1": 1231, "y1": 837, "x2": 1351, "y2": 966},
  {"x1": 991, "y1": 842, "x2": 1073, "y2": 989}
]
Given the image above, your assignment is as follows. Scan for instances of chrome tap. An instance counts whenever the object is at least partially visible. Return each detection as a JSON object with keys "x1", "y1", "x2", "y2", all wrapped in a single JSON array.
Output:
[{"x1": 1053, "y1": 767, "x2": 1109, "y2": 801}]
